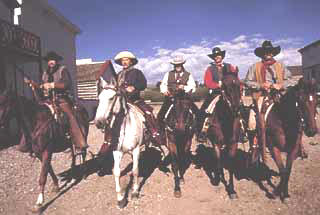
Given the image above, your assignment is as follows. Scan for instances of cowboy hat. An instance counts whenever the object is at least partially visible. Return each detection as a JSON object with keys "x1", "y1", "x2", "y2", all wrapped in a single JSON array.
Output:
[
  {"x1": 254, "y1": 40, "x2": 281, "y2": 58},
  {"x1": 114, "y1": 51, "x2": 138, "y2": 66},
  {"x1": 43, "y1": 51, "x2": 63, "y2": 62},
  {"x1": 170, "y1": 55, "x2": 186, "y2": 65},
  {"x1": 208, "y1": 47, "x2": 226, "y2": 60}
]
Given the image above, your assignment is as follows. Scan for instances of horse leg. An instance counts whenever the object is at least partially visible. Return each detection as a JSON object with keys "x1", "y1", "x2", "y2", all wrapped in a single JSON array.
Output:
[
  {"x1": 169, "y1": 143, "x2": 181, "y2": 198},
  {"x1": 270, "y1": 146, "x2": 286, "y2": 199},
  {"x1": 113, "y1": 151, "x2": 126, "y2": 208},
  {"x1": 282, "y1": 139, "x2": 301, "y2": 201},
  {"x1": 211, "y1": 144, "x2": 222, "y2": 186},
  {"x1": 33, "y1": 150, "x2": 52, "y2": 211},
  {"x1": 131, "y1": 146, "x2": 140, "y2": 199},
  {"x1": 178, "y1": 137, "x2": 191, "y2": 185},
  {"x1": 48, "y1": 164, "x2": 59, "y2": 193},
  {"x1": 226, "y1": 144, "x2": 238, "y2": 199}
]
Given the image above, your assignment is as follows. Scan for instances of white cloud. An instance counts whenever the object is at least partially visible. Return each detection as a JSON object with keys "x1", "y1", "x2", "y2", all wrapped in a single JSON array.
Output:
[
  {"x1": 232, "y1": 35, "x2": 247, "y2": 43},
  {"x1": 116, "y1": 35, "x2": 303, "y2": 84}
]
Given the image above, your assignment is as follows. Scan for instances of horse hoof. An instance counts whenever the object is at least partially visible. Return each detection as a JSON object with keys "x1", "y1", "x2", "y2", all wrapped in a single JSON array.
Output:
[
  {"x1": 194, "y1": 164, "x2": 201, "y2": 169},
  {"x1": 51, "y1": 185, "x2": 60, "y2": 194},
  {"x1": 229, "y1": 193, "x2": 238, "y2": 200},
  {"x1": 174, "y1": 190, "x2": 182, "y2": 198},
  {"x1": 117, "y1": 199, "x2": 127, "y2": 209},
  {"x1": 131, "y1": 192, "x2": 139, "y2": 199},
  {"x1": 31, "y1": 205, "x2": 42, "y2": 213},
  {"x1": 210, "y1": 178, "x2": 220, "y2": 186},
  {"x1": 180, "y1": 178, "x2": 185, "y2": 185},
  {"x1": 272, "y1": 188, "x2": 280, "y2": 197}
]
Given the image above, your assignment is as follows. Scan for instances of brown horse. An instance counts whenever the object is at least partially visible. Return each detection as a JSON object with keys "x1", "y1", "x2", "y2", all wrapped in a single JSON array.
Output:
[
  {"x1": 254, "y1": 78, "x2": 318, "y2": 202},
  {"x1": 205, "y1": 73, "x2": 242, "y2": 199},
  {"x1": 163, "y1": 90, "x2": 197, "y2": 198},
  {"x1": 0, "y1": 89, "x2": 89, "y2": 211}
]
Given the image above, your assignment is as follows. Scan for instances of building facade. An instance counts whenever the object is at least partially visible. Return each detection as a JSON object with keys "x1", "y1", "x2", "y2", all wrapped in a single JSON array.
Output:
[
  {"x1": 298, "y1": 40, "x2": 320, "y2": 84},
  {"x1": 0, "y1": 0, "x2": 80, "y2": 137},
  {"x1": 0, "y1": 0, "x2": 80, "y2": 98}
]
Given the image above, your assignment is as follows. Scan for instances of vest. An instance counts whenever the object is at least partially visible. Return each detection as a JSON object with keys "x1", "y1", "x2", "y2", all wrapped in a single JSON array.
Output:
[
  {"x1": 42, "y1": 65, "x2": 71, "y2": 97},
  {"x1": 210, "y1": 63, "x2": 231, "y2": 82},
  {"x1": 42, "y1": 65, "x2": 65, "y2": 83},
  {"x1": 255, "y1": 61, "x2": 284, "y2": 84},
  {"x1": 167, "y1": 70, "x2": 190, "y2": 90}
]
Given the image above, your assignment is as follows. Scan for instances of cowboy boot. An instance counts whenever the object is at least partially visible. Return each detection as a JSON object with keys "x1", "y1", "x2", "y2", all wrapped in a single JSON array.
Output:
[
  {"x1": 145, "y1": 113, "x2": 163, "y2": 146},
  {"x1": 60, "y1": 102, "x2": 89, "y2": 150},
  {"x1": 196, "y1": 111, "x2": 208, "y2": 143}
]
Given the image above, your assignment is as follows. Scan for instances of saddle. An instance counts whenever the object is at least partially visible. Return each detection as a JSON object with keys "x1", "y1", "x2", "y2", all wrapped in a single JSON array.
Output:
[
  {"x1": 40, "y1": 101, "x2": 71, "y2": 140},
  {"x1": 205, "y1": 95, "x2": 221, "y2": 115},
  {"x1": 127, "y1": 103, "x2": 145, "y2": 123}
]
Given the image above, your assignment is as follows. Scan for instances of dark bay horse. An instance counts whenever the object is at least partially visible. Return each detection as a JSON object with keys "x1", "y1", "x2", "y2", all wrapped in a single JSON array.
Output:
[
  {"x1": 206, "y1": 73, "x2": 242, "y2": 199},
  {"x1": 0, "y1": 89, "x2": 89, "y2": 211},
  {"x1": 162, "y1": 90, "x2": 197, "y2": 198},
  {"x1": 256, "y1": 78, "x2": 318, "y2": 202}
]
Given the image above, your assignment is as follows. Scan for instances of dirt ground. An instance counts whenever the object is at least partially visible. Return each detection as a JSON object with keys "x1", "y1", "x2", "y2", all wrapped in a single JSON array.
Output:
[{"x1": 1, "y1": 106, "x2": 320, "y2": 215}]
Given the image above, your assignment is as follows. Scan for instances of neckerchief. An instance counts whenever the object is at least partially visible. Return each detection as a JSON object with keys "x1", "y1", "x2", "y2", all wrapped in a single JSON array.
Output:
[
  {"x1": 261, "y1": 59, "x2": 276, "y2": 83},
  {"x1": 118, "y1": 66, "x2": 134, "y2": 87}
]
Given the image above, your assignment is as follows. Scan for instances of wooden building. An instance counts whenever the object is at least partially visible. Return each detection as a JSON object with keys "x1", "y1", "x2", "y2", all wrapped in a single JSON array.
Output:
[{"x1": 298, "y1": 40, "x2": 320, "y2": 84}]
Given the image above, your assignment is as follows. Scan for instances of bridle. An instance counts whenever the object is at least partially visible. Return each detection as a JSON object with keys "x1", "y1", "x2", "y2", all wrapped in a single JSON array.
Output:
[
  {"x1": 221, "y1": 79, "x2": 241, "y2": 118},
  {"x1": 164, "y1": 93, "x2": 195, "y2": 133},
  {"x1": 101, "y1": 86, "x2": 126, "y2": 128}
]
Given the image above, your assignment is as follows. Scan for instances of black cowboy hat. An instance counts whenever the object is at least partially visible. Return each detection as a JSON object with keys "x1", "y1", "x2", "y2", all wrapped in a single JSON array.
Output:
[
  {"x1": 208, "y1": 47, "x2": 226, "y2": 60},
  {"x1": 43, "y1": 51, "x2": 63, "y2": 62},
  {"x1": 254, "y1": 40, "x2": 281, "y2": 58}
]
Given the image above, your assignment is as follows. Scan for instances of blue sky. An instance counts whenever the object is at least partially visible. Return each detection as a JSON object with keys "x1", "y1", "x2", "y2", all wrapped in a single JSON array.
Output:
[{"x1": 48, "y1": 0, "x2": 319, "y2": 82}]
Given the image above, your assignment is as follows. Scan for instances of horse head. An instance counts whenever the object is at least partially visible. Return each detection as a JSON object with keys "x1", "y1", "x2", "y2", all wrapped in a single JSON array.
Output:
[
  {"x1": 221, "y1": 72, "x2": 241, "y2": 117},
  {"x1": 294, "y1": 78, "x2": 318, "y2": 137},
  {"x1": 166, "y1": 90, "x2": 195, "y2": 133},
  {"x1": 94, "y1": 68, "x2": 128, "y2": 130}
]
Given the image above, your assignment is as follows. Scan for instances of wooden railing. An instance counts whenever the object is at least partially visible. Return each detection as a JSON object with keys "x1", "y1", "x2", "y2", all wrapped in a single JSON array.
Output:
[
  {"x1": 0, "y1": 18, "x2": 41, "y2": 57},
  {"x1": 77, "y1": 80, "x2": 98, "y2": 100}
]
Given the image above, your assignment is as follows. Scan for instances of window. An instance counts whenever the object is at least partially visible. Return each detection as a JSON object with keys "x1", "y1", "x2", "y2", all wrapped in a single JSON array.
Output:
[{"x1": 13, "y1": 0, "x2": 22, "y2": 25}]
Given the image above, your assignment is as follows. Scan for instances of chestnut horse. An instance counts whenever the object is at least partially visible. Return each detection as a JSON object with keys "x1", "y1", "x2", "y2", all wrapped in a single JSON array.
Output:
[
  {"x1": 163, "y1": 90, "x2": 197, "y2": 198},
  {"x1": 255, "y1": 78, "x2": 318, "y2": 202},
  {"x1": 205, "y1": 73, "x2": 242, "y2": 199},
  {"x1": 0, "y1": 89, "x2": 89, "y2": 211}
]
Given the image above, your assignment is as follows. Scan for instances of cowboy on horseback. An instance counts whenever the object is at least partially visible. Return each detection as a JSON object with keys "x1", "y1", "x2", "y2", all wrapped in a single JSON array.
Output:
[
  {"x1": 17, "y1": 51, "x2": 88, "y2": 152},
  {"x1": 243, "y1": 40, "x2": 307, "y2": 157},
  {"x1": 157, "y1": 55, "x2": 199, "y2": 132},
  {"x1": 97, "y1": 51, "x2": 162, "y2": 156},
  {"x1": 196, "y1": 47, "x2": 239, "y2": 142}
]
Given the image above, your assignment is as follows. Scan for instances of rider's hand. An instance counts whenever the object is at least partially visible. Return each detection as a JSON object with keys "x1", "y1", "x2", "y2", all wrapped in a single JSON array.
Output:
[
  {"x1": 272, "y1": 83, "x2": 283, "y2": 90},
  {"x1": 164, "y1": 91, "x2": 171, "y2": 96},
  {"x1": 126, "y1": 86, "x2": 135, "y2": 93},
  {"x1": 262, "y1": 82, "x2": 272, "y2": 90},
  {"x1": 218, "y1": 81, "x2": 222, "y2": 88},
  {"x1": 41, "y1": 83, "x2": 55, "y2": 90},
  {"x1": 177, "y1": 85, "x2": 184, "y2": 90}
]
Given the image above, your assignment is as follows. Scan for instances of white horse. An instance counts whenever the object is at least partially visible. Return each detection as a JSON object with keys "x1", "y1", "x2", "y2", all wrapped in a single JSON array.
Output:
[{"x1": 94, "y1": 77, "x2": 145, "y2": 208}]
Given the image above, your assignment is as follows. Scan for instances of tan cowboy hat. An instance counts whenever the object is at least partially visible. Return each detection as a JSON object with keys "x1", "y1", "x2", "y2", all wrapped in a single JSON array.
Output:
[
  {"x1": 43, "y1": 51, "x2": 63, "y2": 62},
  {"x1": 254, "y1": 40, "x2": 281, "y2": 58},
  {"x1": 114, "y1": 51, "x2": 138, "y2": 66},
  {"x1": 208, "y1": 47, "x2": 226, "y2": 60},
  {"x1": 170, "y1": 55, "x2": 186, "y2": 65}
]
